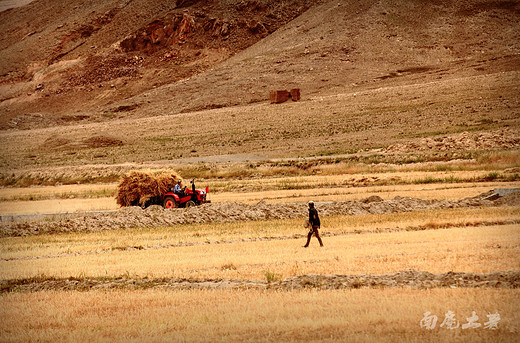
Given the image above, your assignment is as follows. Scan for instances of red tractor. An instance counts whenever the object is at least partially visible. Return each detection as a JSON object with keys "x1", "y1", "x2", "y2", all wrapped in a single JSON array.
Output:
[{"x1": 162, "y1": 179, "x2": 210, "y2": 208}]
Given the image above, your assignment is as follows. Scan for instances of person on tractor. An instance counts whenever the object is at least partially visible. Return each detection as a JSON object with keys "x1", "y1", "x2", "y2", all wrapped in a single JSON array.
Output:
[{"x1": 174, "y1": 180, "x2": 185, "y2": 197}]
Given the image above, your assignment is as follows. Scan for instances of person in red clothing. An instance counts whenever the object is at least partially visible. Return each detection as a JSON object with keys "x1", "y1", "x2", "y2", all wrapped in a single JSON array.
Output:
[{"x1": 303, "y1": 200, "x2": 324, "y2": 247}]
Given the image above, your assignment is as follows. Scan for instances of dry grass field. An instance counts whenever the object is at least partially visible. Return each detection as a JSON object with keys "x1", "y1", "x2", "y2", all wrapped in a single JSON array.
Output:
[
  {"x1": 1, "y1": 215, "x2": 519, "y2": 280},
  {"x1": 1, "y1": 176, "x2": 520, "y2": 341},
  {"x1": 1, "y1": 154, "x2": 519, "y2": 342},
  {"x1": 1, "y1": 289, "x2": 519, "y2": 343},
  {"x1": 0, "y1": 199, "x2": 519, "y2": 342}
]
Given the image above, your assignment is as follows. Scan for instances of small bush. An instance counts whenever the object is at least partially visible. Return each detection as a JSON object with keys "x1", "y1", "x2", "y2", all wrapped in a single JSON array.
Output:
[
  {"x1": 482, "y1": 172, "x2": 499, "y2": 181},
  {"x1": 505, "y1": 173, "x2": 520, "y2": 182},
  {"x1": 221, "y1": 263, "x2": 237, "y2": 271},
  {"x1": 264, "y1": 270, "x2": 282, "y2": 283},
  {"x1": 351, "y1": 278, "x2": 363, "y2": 289},
  {"x1": 416, "y1": 176, "x2": 438, "y2": 184}
]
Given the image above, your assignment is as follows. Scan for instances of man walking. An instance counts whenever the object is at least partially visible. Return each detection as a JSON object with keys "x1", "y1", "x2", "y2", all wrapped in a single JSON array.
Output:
[{"x1": 304, "y1": 200, "x2": 324, "y2": 247}]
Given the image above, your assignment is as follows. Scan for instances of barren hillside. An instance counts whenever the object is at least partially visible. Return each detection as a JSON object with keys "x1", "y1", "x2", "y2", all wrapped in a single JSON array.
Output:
[
  {"x1": 125, "y1": 0, "x2": 520, "y2": 120},
  {"x1": 1, "y1": 0, "x2": 519, "y2": 130},
  {"x1": 0, "y1": 0, "x2": 519, "y2": 173},
  {"x1": 0, "y1": 0, "x2": 320, "y2": 129}
]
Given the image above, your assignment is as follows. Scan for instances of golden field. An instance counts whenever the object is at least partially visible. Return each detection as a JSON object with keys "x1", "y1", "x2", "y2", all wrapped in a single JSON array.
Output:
[
  {"x1": 1, "y1": 207, "x2": 519, "y2": 279},
  {"x1": 0, "y1": 158, "x2": 519, "y2": 343},
  {"x1": 1, "y1": 179, "x2": 519, "y2": 342},
  {"x1": 1, "y1": 289, "x2": 519, "y2": 343},
  {"x1": 1, "y1": 222, "x2": 519, "y2": 280}
]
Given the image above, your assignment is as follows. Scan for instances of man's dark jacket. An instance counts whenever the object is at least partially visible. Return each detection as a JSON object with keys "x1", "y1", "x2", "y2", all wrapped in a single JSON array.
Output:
[{"x1": 309, "y1": 207, "x2": 320, "y2": 227}]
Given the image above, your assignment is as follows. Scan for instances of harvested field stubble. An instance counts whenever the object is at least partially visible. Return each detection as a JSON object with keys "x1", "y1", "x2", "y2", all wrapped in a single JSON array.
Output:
[
  {"x1": 1, "y1": 207, "x2": 518, "y2": 267},
  {"x1": 1, "y1": 223, "x2": 518, "y2": 281},
  {"x1": 115, "y1": 170, "x2": 179, "y2": 207},
  {"x1": 1, "y1": 289, "x2": 518, "y2": 343}
]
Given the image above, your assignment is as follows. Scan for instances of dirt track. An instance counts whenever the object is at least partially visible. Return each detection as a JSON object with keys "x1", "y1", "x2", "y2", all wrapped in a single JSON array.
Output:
[
  {"x1": 2, "y1": 191, "x2": 518, "y2": 237},
  {"x1": 2, "y1": 270, "x2": 519, "y2": 293}
]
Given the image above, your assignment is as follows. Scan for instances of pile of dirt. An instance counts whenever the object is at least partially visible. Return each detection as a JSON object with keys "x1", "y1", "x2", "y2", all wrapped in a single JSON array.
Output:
[
  {"x1": 386, "y1": 129, "x2": 520, "y2": 153},
  {"x1": 2, "y1": 270, "x2": 519, "y2": 293},
  {"x1": 40, "y1": 134, "x2": 73, "y2": 150},
  {"x1": 0, "y1": 193, "x2": 501, "y2": 237},
  {"x1": 116, "y1": 170, "x2": 179, "y2": 207},
  {"x1": 274, "y1": 270, "x2": 520, "y2": 290},
  {"x1": 494, "y1": 190, "x2": 520, "y2": 206}
]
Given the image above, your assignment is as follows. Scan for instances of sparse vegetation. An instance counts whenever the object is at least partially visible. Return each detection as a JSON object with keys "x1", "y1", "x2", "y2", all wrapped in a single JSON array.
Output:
[
  {"x1": 1, "y1": 167, "x2": 519, "y2": 208},
  {"x1": 2, "y1": 149, "x2": 519, "y2": 188},
  {"x1": 221, "y1": 262, "x2": 237, "y2": 271},
  {"x1": 483, "y1": 172, "x2": 500, "y2": 181},
  {"x1": 264, "y1": 270, "x2": 283, "y2": 283}
]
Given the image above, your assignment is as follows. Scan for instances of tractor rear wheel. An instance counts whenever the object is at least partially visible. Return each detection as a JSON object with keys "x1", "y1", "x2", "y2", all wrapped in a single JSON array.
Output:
[
  {"x1": 185, "y1": 200, "x2": 196, "y2": 208},
  {"x1": 163, "y1": 196, "x2": 178, "y2": 209}
]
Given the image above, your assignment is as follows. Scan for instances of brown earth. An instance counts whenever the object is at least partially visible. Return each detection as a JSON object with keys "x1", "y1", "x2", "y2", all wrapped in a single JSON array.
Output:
[
  {"x1": 0, "y1": 0, "x2": 519, "y2": 130},
  {"x1": 0, "y1": 0, "x2": 319, "y2": 128},
  {"x1": 2, "y1": 191, "x2": 517, "y2": 237},
  {"x1": 386, "y1": 128, "x2": 520, "y2": 154},
  {"x1": 2, "y1": 270, "x2": 519, "y2": 292},
  {"x1": 0, "y1": 0, "x2": 519, "y2": 188},
  {"x1": 41, "y1": 133, "x2": 124, "y2": 151},
  {"x1": 276, "y1": 270, "x2": 520, "y2": 290},
  {"x1": 0, "y1": 0, "x2": 34, "y2": 12},
  {"x1": 495, "y1": 189, "x2": 520, "y2": 205}
]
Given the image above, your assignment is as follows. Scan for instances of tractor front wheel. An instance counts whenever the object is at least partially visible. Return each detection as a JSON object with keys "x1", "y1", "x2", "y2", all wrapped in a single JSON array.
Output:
[
  {"x1": 185, "y1": 200, "x2": 196, "y2": 208},
  {"x1": 163, "y1": 196, "x2": 178, "y2": 209}
]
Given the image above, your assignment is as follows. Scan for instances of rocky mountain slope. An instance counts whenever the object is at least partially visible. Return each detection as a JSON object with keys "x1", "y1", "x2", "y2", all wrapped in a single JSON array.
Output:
[
  {"x1": 1, "y1": 0, "x2": 518, "y2": 130},
  {"x1": 0, "y1": 0, "x2": 319, "y2": 128}
]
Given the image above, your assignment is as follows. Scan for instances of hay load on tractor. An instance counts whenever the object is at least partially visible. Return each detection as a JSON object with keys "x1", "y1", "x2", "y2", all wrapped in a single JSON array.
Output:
[{"x1": 116, "y1": 170, "x2": 210, "y2": 208}]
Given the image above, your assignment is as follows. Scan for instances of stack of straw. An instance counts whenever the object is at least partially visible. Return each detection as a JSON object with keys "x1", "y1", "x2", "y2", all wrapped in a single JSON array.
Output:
[{"x1": 116, "y1": 170, "x2": 180, "y2": 207}]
